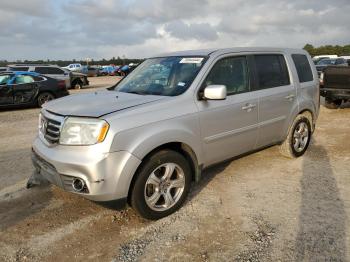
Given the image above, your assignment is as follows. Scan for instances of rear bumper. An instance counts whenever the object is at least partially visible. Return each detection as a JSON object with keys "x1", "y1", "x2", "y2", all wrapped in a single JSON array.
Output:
[
  {"x1": 31, "y1": 137, "x2": 141, "y2": 201},
  {"x1": 320, "y1": 88, "x2": 350, "y2": 100}
]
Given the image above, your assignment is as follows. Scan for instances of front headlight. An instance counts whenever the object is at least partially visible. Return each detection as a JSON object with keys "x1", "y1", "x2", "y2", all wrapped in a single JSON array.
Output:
[{"x1": 59, "y1": 117, "x2": 109, "y2": 145}]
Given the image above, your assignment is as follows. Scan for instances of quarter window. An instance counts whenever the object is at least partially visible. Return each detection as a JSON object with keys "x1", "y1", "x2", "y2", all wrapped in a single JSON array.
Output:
[
  {"x1": 254, "y1": 55, "x2": 290, "y2": 89},
  {"x1": 203, "y1": 56, "x2": 249, "y2": 95},
  {"x1": 292, "y1": 54, "x2": 313, "y2": 83}
]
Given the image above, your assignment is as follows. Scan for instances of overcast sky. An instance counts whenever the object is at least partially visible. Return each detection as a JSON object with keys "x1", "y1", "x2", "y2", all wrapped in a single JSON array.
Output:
[{"x1": 1, "y1": 0, "x2": 349, "y2": 60}]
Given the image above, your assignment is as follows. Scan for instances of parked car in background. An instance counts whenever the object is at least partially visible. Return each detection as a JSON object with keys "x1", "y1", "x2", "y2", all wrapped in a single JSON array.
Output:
[
  {"x1": 0, "y1": 67, "x2": 7, "y2": 72},
  {"x1": 0, "y1": 71, "x2": 69, "y2": 108},
  {"x1": 8, "y1": 64, "x2": 71, "y2": 89},
  {"x1": 312, "y1": 55, "x2": 338, "y2": 64},
  {"x1": 81, "y1": 66, "x2": 101, "y2": 77},
  {"x1": 315, "y1": 58, "x2": 348, "y2": 76},
  {"x1": 320, "y1": 66, "x2": 350, "y2": 109},
  {"x1": 63, "y1": 63, "x2": 82, "y2": 72},
  {"x1": 30, "y1": 47, "x2": 319, "y2": 220},
  {"x1": 100, "y1": 65, "x2": 119, "y2": 76}
]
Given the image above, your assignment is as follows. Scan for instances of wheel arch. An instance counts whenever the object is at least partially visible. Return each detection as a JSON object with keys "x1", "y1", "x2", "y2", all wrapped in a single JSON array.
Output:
[{"x1": 126, "y1": 141, "x2": 201, "y2": 204}]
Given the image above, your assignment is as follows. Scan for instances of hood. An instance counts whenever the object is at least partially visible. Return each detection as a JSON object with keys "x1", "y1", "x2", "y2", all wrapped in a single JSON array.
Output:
[{"x1": 43, "y1": 90, "x2": 166, "y2": 117}]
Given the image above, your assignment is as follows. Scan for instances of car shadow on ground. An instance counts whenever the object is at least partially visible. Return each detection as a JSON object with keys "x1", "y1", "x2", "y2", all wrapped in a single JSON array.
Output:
[
  {"x1": 0, "y1": 185, "x2": 52, "y2": 231},
  {"x1": 295, "y1": 144, "x2": 347, "y2": 260}
]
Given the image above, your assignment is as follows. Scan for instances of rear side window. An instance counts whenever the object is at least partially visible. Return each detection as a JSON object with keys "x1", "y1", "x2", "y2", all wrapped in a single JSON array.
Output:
[
  {"x1": 254, "y1": 54, "x2": 290, "y2": 89},
  {"x1": 292, "y1": 54, "x2": 313, "y2": 83},
  {"x1": 203, "y1": 56, "x2": 249, "y2": 95}
]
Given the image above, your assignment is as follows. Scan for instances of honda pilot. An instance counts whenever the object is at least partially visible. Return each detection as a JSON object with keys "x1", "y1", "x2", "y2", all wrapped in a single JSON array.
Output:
[{"x1": 31, "y1": 47, "x2": 319, "y2": 219}]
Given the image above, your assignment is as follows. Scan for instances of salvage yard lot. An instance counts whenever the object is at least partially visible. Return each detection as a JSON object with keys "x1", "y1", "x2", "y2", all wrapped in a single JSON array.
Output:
[{"x1": 0, "y1": 76, "x2": 350, "y2": 261}]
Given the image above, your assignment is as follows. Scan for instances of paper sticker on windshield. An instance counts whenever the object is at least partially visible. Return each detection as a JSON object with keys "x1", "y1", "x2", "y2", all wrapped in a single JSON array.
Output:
[
  {"x1": 177, "y1": 82, "x2": 186, "y2": 87},
  {"x1": 180, "y1": 57, "x2": 204, "y2": 64}
]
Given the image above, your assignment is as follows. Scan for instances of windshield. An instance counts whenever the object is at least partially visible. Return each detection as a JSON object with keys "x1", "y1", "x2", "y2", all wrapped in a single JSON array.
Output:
[
  {"x1": 317, "y1": 59, "x2": 335, "y2": 65},
  {"x1": 116, "y1": 56, "x2": 206, "y2": 96}
]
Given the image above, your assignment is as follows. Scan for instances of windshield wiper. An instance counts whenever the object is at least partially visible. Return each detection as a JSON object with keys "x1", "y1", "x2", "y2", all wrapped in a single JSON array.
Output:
[{"x1": 127, "y1": 91, "x2": 148, "y2": 95}]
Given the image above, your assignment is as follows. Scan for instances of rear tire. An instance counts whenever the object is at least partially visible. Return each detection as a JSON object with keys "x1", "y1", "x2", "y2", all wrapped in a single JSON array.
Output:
[
  {"x1": 130, "y1": 150, "x2": 191, "y2": 220},
  {"x1": 37, "y1": 92, "x2": 54, "y2": 107},
  {"x1": 280, "y1": 115, "x2": 312, "y2": 158},
  {"x1": 324, "y1": 98, "x2": 342, "y2": 109}
]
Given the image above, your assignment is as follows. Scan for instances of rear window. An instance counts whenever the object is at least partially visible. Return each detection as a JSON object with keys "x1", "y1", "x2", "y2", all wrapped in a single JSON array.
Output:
[
  {"x1": 254, "y1": 54, "x2": 290, "y2": 89},
  {"x1": 292, "y1": 54, "x2": 313, "y2": 83},
  {"x1": 9, "y1": 67, "x2": 29, "y2": 71}
]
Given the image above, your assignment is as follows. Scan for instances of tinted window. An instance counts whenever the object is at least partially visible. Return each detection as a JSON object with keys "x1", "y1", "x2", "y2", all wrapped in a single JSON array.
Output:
[
  {"x1": 46, "y1": 67, "x2": 64, "y2": 74},
  {"x1": 15, "y1": 75, "x2": 34, "y2": 84},
  {"x1": 34, "y1": 67, "x2": 48, "y2": 74},
  {"x1": 254, "y1": 55, "x2": 290, "y2": 89},
  {"x1": 203, "y1": 56, "x2": 249, "y2": 95},
  {"x1": 9, "y1": 67, "x2": 29, "y2": 71},
  {"x1": 292, "y1": 54, "x2": 313, "y2": 83}
]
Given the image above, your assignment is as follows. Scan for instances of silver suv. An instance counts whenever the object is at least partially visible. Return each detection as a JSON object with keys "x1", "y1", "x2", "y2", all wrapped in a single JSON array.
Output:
[{"x1": 31, "y1": 47, "x2": 319, "y2": 219}]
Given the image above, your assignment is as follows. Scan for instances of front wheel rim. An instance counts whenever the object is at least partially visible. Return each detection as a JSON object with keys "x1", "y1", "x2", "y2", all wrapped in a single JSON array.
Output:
[
  {"x1": 144, "y1": 163, "x2": 185, "y2": 212},
  {"x1": 39, "y1": 94, "x2": 53, "y2": 105},
  {"x1": 293, "y1": 122, "x2": 309, "y2": 152}
]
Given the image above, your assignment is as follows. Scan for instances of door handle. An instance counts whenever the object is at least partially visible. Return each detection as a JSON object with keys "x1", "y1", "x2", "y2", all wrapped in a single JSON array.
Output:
[
  {"x1": 285, "y1": 94, "x2": 295, "y2": 100},
  {"x1": 242, "y1": 103, "x2": 256, "y2": 112}
]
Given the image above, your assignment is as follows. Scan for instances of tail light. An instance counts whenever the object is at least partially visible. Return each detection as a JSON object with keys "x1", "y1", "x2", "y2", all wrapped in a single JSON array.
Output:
[{"x1": 58, "y1": 80, "x2": 66, "y2": 89}]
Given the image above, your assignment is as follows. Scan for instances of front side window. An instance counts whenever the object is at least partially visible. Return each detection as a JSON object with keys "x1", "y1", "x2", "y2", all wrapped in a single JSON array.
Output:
[
  {"x1": 202, "y1": 56, "x2": 249, "y2": 95},
  {"x1": 0, "y1": 75, "x2": 11, "y2": 85},
  {"x1": 15, "y1": 75, "x2": 34, "y2": 84},
  {"x1": 116, "y1": 56, "x2": 206, "y2": 96},
  {"x1": 254, "y1": 54, "x2": 290, "y2": 89},
  {"x1": 292, "y1": 54, "x2": 313, "y2": 83},
  {"x1": 9, "y1": 67, "x2": 29, "y2": 72}
]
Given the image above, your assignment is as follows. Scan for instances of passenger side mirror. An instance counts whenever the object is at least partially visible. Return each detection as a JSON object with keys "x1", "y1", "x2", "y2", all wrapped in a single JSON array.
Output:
[{"x1": 203, "y1": 85, "x2": 227, "y2": 100}]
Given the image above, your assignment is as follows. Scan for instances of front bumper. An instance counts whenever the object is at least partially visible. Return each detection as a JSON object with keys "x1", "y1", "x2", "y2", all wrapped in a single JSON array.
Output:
[{"x1": 31, "y1": 137, "x2": 141, "y2": 201}]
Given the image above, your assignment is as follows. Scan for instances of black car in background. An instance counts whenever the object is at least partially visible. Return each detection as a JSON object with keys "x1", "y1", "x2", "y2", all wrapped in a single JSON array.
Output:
[
  {"x1": 0, "y1": 71, "x2": 69, "y2": 108},
  {"x1": 315, "y1": 58, "x2": 348, "y2": 76}
]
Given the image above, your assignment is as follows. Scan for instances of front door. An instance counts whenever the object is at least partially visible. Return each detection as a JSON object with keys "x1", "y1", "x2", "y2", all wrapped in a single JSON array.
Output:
[{"x1": 196, "y1": 55, "x2": 259, "y2": 166}]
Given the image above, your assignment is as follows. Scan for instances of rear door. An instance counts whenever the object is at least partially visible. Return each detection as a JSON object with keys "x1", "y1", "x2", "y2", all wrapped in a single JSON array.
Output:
[
  {"x1": 0, "y1": 75, "x2": 14, "y2": 105},
  {"x1": 252, "y1": 54, "x2": 297, "y2": 148},
  {"x1": 11, "y1": 75, "x2": 39, "y2": 104},
  {"x1": 196, "y1": 55, "x2": 259, "y2": 166}
]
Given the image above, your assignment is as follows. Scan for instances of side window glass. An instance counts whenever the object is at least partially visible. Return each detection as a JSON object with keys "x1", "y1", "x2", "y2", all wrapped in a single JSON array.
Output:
[
  {"x1": 34, "y1": 67, "x2": 48, "y2": 74},
  {"x1": 15, "y1": 75, "x2": 34, "y2": 84},
  {"x1": 254, "y1": 54, "x2": 290, "y2": 89},
  {"x1": 291, "y1": 54, "x2": 313, "y2": 83},
  {"x1": 0, "y1": 75, "x2": 11, "y2": 85},
  {"x1": 204, "y1": 56, "x2": 249, "y2": 95},
  {"x1": 47, "y1": 67, "x2": 64, "y2": 74}
]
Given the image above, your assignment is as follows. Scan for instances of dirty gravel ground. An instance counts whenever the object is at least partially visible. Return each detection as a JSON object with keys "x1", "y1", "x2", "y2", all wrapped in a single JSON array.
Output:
[{"x1": 0, "y1": 77, "x2": 350, "y2": 261}]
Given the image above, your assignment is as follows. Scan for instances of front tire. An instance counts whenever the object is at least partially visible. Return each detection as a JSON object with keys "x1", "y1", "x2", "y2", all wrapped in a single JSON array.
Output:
[
  {"x1": 130, "y1": 150, "x2": 191, "y2": 220},
  {"x1": 280, "y1": 115, "x2": 312, "y2": 158}
]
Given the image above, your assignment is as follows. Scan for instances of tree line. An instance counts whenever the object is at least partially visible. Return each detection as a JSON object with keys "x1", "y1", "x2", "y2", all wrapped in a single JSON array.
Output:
[
  {"x1": 0, "y1": 56, "x2": 144, "y2": 67},
  {"x1": 303, "y1": 44, "x2": 350, "y2": 57}
]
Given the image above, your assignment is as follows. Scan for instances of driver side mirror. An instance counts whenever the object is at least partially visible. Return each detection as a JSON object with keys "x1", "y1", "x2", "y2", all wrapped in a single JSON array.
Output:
[{"x1": 203, "y1": 85, "x2": 227, "y2": 100}]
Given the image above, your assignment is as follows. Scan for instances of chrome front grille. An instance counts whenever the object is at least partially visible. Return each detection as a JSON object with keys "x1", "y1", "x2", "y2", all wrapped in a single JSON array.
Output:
[{"x1": 40, "y1": 110, "x2": 64, "y2": 144}]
